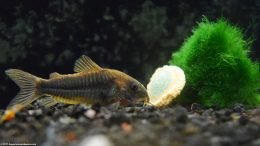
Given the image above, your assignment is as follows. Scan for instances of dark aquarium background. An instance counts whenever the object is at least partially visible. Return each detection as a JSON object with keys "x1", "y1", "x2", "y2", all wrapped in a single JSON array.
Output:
[{"x1": 0, "y1": 0, "x2": 259, "y2": 109}]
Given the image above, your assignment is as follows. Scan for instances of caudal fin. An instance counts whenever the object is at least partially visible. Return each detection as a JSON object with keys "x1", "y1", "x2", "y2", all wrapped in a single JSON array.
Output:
[{"x1": 5, "y1": 69, "x2": 42, "y2": 110}]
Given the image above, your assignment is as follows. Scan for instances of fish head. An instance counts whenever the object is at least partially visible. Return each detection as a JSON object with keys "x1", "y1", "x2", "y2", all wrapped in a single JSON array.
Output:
[{"x1": 113, "y1": 71, "x2": 149, "y2": 106}]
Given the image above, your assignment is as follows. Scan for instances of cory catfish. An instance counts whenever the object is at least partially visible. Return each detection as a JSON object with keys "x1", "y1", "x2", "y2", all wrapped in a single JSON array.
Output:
[{"x1": 5, "y1": 55, "x2": 148, "y2": 112}]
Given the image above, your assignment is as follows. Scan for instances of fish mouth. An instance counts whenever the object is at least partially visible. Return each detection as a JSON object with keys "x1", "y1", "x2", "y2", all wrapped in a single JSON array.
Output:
[
  {"x1": 136, "y1": 96, "x2": 149, "y2": 104},
  {"x1": 119, "y1": 96, "x2": 148, "y2": 106},
  {"x1": 130, "y1": 96, "x2": 150, "y2": 106},
  {"x1": 141, "y1": 97, "x2": 154, "y2": 106}
]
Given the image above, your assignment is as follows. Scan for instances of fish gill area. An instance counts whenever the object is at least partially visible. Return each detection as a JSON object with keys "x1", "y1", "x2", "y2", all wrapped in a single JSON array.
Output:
[{"x1": 0, "y1": 103, "x2": 260, "y2": 146}]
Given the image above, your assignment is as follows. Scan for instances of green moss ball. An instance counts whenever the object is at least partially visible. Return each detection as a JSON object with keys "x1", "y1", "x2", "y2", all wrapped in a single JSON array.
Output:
[{"x1": 169, "y1": 18, "x2": 259, "y2": 107}]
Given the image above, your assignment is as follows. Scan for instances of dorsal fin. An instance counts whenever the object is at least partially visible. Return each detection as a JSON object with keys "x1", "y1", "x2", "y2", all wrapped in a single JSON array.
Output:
[
  {"x1": 49, "y1": 72, "x2": 63, "y2": 79},
  {"x1": 74, "y1": 55, "x2": 102, "y2": 73}
]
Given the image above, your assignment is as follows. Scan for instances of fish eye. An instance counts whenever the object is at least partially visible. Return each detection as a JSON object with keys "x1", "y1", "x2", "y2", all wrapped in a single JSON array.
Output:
[{"x1": 130, "y1": 83, "x2": 138, "y2": 92}]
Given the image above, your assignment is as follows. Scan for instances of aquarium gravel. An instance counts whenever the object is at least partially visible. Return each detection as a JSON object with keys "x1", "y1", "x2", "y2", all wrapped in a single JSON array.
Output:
[{"x1": 0, "y1": 103, "x2": 259, "y2": 146}]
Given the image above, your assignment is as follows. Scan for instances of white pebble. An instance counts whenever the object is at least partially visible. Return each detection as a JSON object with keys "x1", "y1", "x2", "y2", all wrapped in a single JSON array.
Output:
[
  {"x1": 59, "y1": 116, "x2": 76, "y2": 124},
  {"x1": 28, "y1": 109, "x2": 43, "y2": 116},
  {"x1": 78, "y1": 135, "x2": 114, "y2": 146},
  {"x1": 84, "y1": 109, "x2": 96, "y2": 119}
]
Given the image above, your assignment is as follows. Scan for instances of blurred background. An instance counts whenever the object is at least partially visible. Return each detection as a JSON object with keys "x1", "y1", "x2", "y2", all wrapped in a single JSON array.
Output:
[{"x1": 0, "y1": 0, "x2": 259, "y2": 109}]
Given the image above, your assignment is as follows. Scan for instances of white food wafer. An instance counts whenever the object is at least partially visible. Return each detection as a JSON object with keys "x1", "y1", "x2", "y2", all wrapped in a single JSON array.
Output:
[{"x1": 147, "y1": 65, "x2": 186, "y2": 107}]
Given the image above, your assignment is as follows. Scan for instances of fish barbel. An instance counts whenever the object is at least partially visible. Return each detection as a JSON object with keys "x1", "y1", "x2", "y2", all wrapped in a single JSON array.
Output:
[{"x1": 5, "y1": 55, "x2": 149, "y2": 111}]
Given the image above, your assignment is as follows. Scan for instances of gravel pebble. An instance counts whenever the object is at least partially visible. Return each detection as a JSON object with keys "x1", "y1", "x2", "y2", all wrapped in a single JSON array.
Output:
[
  {"x1": 79, "y1": 135, "x2": 114, "y2": 146},
  {"x1": 84, "y1": 109, "x2": 96, "y2": 119}
]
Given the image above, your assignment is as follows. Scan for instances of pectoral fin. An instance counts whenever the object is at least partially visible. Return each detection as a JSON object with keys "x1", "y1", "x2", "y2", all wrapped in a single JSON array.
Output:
[
  {"x1": 108, "y1": 101, "x2": 120, "y2": 109},
  {"x1": 74, "y1": 55, "x2": 102, "y2": 73}
]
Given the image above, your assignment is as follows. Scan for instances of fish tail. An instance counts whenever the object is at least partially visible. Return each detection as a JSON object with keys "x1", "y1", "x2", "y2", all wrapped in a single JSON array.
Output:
[{"x1": 5, "y1": 69, "x2": 43, "y2": 110}]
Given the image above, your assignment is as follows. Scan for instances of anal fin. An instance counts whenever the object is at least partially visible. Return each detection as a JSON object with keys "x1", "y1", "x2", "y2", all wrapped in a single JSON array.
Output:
[{"x1": 37, "y1": 96, "x2": 58, "y2": 107}]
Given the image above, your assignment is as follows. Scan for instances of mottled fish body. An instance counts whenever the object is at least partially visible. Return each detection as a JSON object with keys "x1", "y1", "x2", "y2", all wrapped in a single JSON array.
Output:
[
  {"x1": 39, "y1": 69, "x2": 133, "y2": 105},
  {"x1": 4, "y1": 55, "x2": 148, "y2": 111}
]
